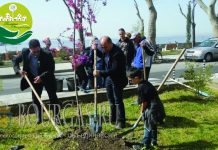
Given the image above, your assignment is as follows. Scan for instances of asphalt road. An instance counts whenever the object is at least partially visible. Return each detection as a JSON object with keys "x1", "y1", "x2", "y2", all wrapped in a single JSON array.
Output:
[{"x1": 0, "y1": 61, "x2": 217, "y2": 96}]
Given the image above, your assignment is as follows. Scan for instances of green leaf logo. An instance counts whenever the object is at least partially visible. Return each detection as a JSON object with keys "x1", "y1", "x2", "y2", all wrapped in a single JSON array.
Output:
[{"x1": 0, "y1": 2, "x2": 32, "y2": 44}]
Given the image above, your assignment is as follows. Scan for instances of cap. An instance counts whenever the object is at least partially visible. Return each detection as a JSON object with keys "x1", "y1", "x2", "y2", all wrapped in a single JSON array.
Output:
[{"x1": 130, "y1": 32, "x2": 141, "y2": 40}]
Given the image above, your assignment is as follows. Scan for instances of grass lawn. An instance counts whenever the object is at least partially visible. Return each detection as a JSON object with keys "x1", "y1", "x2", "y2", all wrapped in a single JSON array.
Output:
[
  {"x1": 54, "y1": 57, "x2": 69, "y2": 63},
  {"x1": 0, "y1": 86, "x2": 218, "y2": 149},
  {"x1": 0, "y1": 61, "x2": 12, "y2": 68},
  {"x1": 162, "y1": 49, "x2": 183, "y2": 56}
]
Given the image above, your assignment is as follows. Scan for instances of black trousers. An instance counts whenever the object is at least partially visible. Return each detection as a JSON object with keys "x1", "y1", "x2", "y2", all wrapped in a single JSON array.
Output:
[
  {"x1": 32, "y1": 80, "x2": 60, "y2": 122},
  {"x1": 105, "y1": 77, "x2": 125, "y2": 123},
  {"x1": 76, "y1": 65, "x2": 88, "y2": 89},
  {"x1": 145, "y1": 67, "x2": 151, "y2": 80}
]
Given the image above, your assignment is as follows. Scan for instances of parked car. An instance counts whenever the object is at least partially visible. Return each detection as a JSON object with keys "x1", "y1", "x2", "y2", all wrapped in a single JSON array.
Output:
[{"x1": 184, "y1": 37, "x2": 218, "y2": 62}]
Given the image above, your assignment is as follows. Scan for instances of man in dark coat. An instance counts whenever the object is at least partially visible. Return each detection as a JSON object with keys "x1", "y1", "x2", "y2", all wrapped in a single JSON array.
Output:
[
  {"x1": 93, "y1": 36, "x2": 128, "y2": 129},
  {"x1": 116, "y1": 28, "x2": 135, "y2": 70},
  {"x1": 12, "y1": 39, "x2": 61, "y2": 124}
]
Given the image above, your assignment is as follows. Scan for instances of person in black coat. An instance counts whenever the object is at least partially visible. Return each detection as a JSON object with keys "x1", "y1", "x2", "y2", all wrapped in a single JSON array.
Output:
[
  {"x1": 93, "y1": 36, "x2": 128, "y2": 129},
  {"x1": 116, "y1": 28, "x2": 135, "y2": 70},
  {"x1": 12, "y1": 39, "x2": 61, "y2": 124}
]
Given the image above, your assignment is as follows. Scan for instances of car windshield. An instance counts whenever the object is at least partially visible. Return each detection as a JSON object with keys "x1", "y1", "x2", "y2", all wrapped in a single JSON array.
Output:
[{"x1": 198, "y1": 39, "x2": 217, "y2": 47}]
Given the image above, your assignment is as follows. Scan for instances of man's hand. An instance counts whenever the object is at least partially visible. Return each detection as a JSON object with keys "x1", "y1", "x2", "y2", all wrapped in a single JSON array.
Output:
[
  {"x1": 91, "y1": 43, "x2": 97, "y2": 50},
  {"x1": 19, "y1": 70, "x2": 27, "y2": 77},
  {"x1": 93, "y1": 70, "x2": 100, "y2": 77},
  {"x1": 34, "y1": 76, "x2": 42, "y2": 84}
]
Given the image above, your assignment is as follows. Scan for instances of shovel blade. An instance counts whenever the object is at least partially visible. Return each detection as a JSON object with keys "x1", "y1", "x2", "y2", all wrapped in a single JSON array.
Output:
[{"x1": 89, "y1": 115, "x2": 102, "y2": 134}]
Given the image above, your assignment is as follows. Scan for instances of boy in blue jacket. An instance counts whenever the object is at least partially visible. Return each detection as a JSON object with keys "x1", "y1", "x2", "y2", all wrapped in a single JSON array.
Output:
[{"x1": 127, "y1": 68, "x2": 165, "y2": 149}]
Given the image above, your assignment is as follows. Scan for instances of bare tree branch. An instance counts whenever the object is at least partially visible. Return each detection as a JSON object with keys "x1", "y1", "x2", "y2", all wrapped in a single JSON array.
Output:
[
  {"x1": 209, "y1": 0, "x2": 217, "y2": 7},
  {"x1": 196, "y1": 0, "x2": 208, "y2": 14},
  {"x1": 62, "y1": 0, "x2": 75, "y2": 22},
  {"x1": 133, "y1": 0, "x2": 144, "y2": 35},
  {"x1": 179, "y1": 4, "x2": 188, "y2": 19}
]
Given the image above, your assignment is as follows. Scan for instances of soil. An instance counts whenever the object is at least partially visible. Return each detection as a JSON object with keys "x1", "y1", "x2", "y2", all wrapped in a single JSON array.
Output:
[{"x1": 51, "y1": 127, "x2": 134, "y2": 150}]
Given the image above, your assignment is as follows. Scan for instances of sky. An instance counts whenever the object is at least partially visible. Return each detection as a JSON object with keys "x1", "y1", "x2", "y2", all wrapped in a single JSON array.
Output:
[{"x1": 0, "y1": 0, "x2": 216, "y2": 42}]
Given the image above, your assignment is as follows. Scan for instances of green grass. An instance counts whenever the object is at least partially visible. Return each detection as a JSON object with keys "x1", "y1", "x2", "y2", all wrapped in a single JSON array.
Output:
[
  {"x1": 54, "y1": 57, "x2": 69, "y2": 63},
  {"x1": 162, "y1": 49, "x2": 182, "y2": 56},
  {"x1": 0, "y1": 88, "x2": 218, "y2": 149},
  {"x1": 0, "y1": 61, "x2": 12, "y2": 68}
]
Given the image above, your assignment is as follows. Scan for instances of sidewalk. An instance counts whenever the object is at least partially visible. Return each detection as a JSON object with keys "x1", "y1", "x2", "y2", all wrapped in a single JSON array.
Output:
[
  {"x1": 0, "y1": 55, "x2": 182, "y2": 78},
  {"x1": 0, "y1": 62, "x2": 73, "y2": 79}
]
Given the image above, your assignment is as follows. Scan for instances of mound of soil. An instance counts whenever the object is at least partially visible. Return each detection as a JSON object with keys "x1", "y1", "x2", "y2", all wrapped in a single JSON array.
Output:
[{"x1": 51, "y1": 127, "x2": 133, "y2": 150}]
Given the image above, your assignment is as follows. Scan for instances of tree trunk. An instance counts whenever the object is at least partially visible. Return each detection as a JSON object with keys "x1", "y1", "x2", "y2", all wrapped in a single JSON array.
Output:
[
  {"x1": 196, "y1": 0, "x2": 218, "y2": 37},
  {"x1": 145, "y1": 0, "x2": 157, "y2": 45},
  {"x1": 191, "y1": 3, "x2": 196, "y2": 47}
]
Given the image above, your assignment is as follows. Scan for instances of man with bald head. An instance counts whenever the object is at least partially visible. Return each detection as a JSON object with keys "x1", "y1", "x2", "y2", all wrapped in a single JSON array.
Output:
[{"x1": 93, "y1": 36, "x2": 128, "y2": 129}]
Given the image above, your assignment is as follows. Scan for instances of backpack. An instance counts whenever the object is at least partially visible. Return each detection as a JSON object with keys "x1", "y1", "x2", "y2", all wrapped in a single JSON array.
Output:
[{"x1": 140, "y1": 39, "x2": 155, "y2": 56}]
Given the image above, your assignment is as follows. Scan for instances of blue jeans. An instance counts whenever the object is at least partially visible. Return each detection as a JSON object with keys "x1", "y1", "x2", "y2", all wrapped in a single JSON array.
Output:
[{"x1": 142, "y1": 125, "x2": 157, "y2": 147}]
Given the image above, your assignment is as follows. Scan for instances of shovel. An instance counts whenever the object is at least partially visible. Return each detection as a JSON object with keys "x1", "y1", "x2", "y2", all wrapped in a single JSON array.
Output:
[
  {"x1": 24, "y1": 75, "x2": 65, "y2": 140},
  {"x1": 169, "y1": 78, "x2": 209, "y2": 97},
  {"x1": 89, "y1": 49, "x2": 102, "y2": 133}
]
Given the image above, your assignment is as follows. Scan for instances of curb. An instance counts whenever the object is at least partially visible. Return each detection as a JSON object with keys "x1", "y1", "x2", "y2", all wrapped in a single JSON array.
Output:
[{"x1": 0, "y1": 69, "x2": 72, "y2": 79}]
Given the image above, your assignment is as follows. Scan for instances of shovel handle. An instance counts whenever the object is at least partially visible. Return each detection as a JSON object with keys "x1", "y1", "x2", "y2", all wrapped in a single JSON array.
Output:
[
  {"x1": 157, "y1": 49, "x2": 186, "y2": 91},
  {"x1": 94, "y1": 49, "x2": 97, "y2": 115},
  {"x1": 141, "y1": 47, "x2": 147, "y2": 80},
  {"x1": 132, "y1": 114, "x2": 142, "y2": 129},
  {"x1": 24, "y1": 75, "x2": 62, "y2": 135}
]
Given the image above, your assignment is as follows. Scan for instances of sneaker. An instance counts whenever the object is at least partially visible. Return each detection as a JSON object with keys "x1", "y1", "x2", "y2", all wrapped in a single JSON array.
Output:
[
  {"x1": 132, "y1": 145, "x2": 142, "y2": 150},
  {"x1": 131, "y1": 100, "x2": 139, "y2": 105},
  {"x1": 115, "y1": 122, "x2": 126, "y2": 129},
  {"x1": 151, "y1": 143, "x2": 159, "y2": 150},
  {"x1": 132, "y1": 145, "x2": 149, "y2": 150}
]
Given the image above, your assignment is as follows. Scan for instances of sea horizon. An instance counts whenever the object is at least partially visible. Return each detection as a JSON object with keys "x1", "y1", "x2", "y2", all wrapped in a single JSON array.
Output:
[{"x1": 0, "y1": 35, "x2": 211, "y2": 53}]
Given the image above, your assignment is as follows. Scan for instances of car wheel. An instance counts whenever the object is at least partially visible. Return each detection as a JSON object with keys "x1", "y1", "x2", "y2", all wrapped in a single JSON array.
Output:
[{"x1": 204, "y1": 53, "x2": 213, "y2": 62}]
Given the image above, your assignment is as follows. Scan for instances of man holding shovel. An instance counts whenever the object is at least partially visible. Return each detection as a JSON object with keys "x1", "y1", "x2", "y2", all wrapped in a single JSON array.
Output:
[
  {"x1": 93, "y1": 36, "x2": 128, "y2": 129},
  {"x1": 12, "y1": 39, "x2": 61, "y2": 125}
]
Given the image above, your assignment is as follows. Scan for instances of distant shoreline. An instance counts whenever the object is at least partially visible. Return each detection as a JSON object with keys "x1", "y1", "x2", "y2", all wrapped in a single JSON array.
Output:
[{"x1": 0, "y1": 35, "x2": 211, "y2": 53}]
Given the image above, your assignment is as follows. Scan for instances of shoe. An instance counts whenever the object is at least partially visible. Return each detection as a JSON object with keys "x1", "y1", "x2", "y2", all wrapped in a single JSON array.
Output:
[
  {"x1": 55, "y1": 119, "x2": 65, "y2": 126},
  {"x1": 132, "y1": 145, "x2": 142, "y2": 150},
  {"x1": 151, "y1": 143, "x2": 159, "y2": 149},
  {"x1": 36, "y1": 118, "x2": 42, "y2": 124},
  {"x1": 109, "y1": 116, "x2": 116, "y2": 124},
  {"x1": 131, "y1": 100, "x2": 139, "y2": 105},
  {"x1": 36, "y1": 120, "x2": 42, "y2": 124},
  {"x1": 115, "y1": 122, "x2": 125, "y2": 129}
]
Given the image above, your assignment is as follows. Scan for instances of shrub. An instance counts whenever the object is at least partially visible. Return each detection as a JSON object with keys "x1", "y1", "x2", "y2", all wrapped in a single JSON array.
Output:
[
  {"x1": 182, "y1": 62, "x2": 213, "y2": 96},
  {"x1": 59, "y1": 50, "x2": 69, "y2": 60}
]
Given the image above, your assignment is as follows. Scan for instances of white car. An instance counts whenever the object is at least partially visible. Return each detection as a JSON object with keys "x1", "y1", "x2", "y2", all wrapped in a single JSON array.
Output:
[{"x1": 184, "y1": 38, "x2": 218, "y2": 62}]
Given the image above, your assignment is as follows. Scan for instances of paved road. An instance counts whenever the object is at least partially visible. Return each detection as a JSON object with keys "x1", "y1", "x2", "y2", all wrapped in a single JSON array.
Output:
[{"x1": 0, "y1": 61, "x2": 218, "y2": 96}]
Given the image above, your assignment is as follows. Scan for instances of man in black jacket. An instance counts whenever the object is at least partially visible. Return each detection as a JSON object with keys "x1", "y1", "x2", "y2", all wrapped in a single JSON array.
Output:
[
  {"x1": 117, "y1": 28, "x2": 135, "y2": 70},
  {"x1": 12, "y1": 39, "x2": 61, "y2": 124},
  {"x1": 93, "y1": 36, "x2": 128, "y2": 129}
]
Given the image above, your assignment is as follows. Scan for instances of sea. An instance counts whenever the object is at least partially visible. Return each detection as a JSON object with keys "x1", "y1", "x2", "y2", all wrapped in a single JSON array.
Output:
[{"x1": 0, "y1": 35, "x2": 211, "y2": 53}]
